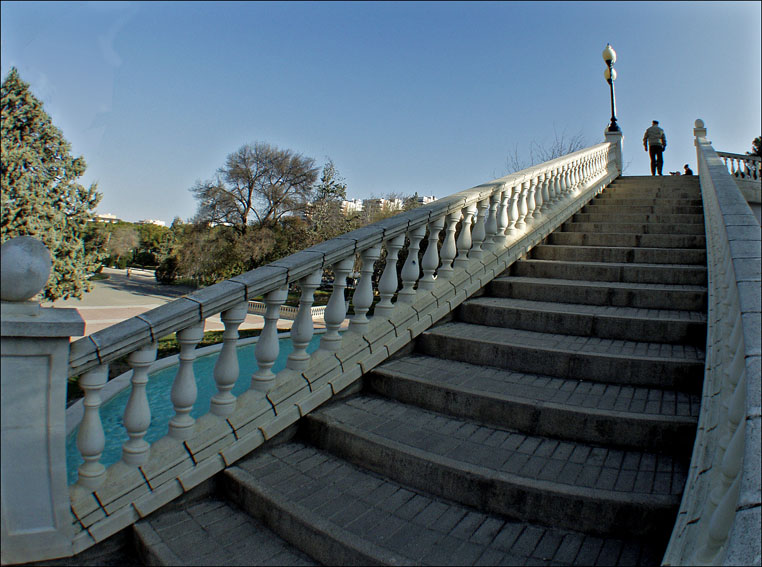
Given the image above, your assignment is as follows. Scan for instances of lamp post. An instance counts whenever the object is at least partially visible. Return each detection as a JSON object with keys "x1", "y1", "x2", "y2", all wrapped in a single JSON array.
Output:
[{"x1": 602, "y1": 43, "x2": 620, "y2": 132}]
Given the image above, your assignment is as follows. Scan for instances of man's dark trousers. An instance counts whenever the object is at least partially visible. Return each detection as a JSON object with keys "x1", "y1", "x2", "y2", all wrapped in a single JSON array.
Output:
[{"x1": 649, "y1": 145, "x2": 664, "y2": 175}]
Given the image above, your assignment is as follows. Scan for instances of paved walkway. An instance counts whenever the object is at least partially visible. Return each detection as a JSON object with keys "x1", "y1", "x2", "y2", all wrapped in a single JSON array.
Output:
[{"x1": 44, "y1": 268, "x2": 299, "y2": 336}]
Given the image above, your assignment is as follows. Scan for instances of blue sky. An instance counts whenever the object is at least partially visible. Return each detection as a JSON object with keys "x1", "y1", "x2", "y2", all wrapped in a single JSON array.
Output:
[{"x1": 2, "y1": 1, "x2": 760, "y2": 225}]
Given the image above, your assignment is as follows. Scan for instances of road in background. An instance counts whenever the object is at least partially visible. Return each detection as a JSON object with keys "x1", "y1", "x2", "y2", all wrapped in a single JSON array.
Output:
[{"x1": 45, "y1": 268, "x2": 296, "y2": 336}]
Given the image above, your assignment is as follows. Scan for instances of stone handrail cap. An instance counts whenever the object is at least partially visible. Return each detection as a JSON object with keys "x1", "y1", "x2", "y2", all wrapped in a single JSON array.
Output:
[{"x1": 1, "y1": 236, "x2": 52, "y2": 302}]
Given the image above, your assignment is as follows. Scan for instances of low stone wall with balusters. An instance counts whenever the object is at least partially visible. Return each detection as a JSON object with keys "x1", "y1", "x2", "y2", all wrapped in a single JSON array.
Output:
[
  {"x1": 247, "y1": 300, "x2": 327, "y2": 320},
  {"x1": 662, "y1": 121, "x2": 761, "y2": 567},
  {"x1": 1, "y1": 132, "x2": 621, "y2": 564},
  {"x1": 716, "y1": 151, "x2": 761, "y2": 225}
]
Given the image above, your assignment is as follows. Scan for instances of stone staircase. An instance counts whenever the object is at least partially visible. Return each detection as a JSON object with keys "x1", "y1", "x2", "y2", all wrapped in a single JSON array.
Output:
[{"x1": 56, "y1": 176, "x2": 707, "y2": 566}]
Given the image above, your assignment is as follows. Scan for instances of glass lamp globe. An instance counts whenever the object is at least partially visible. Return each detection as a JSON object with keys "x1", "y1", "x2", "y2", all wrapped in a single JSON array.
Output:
[
  {"x1": 602, "y1": 44, "x2": 617, "y2": 64},
  {"x1": 604, "y1": 68, "x2": 617, "y2": 81}
]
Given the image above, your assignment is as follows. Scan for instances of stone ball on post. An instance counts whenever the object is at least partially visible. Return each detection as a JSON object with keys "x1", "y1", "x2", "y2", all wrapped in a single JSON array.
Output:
[{"x1": 0, "y1": 236, "x2": 52, "y2": 302}]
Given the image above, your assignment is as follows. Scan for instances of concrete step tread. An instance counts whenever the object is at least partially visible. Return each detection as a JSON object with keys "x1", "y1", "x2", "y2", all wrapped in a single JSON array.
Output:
[
  {"x1": 423, "y1": 322, "x2": 705, "y2": 364},
  {"x1": 584, "y1": 203, "x2": 703, "y2": 211},
  {"x1": 531, "y1": 244, "x2": 706, "y2": 264},
  {"x1": 376, "y1": 355, "x2": 700, "y2": 420},
  {"x1": 464, "y1": 296, "x2": 706, "y2": 324},
  {"x1": 492, "y1": 275, "x2": 706, "y2": 293},
  {"x1": 231, "y1": 442, "x2": 664, "y2": 566},
  {"x1": 562, "y1": 223, "x2": 705, "y2": 235},
  {"x1": 513, "y1": 259, "x2": 708, "y2": 285},
  {"x1": 548, "y1": 233, "x2": 706, "y2": 249},
  {"x1": 573, "y1": 213, "x2": 704, "y2": 224},
  {"x1": 312, "y1": 396, "x2": 688, "y2": 502},
  {"x1": 135, "y1": 496, "x2": 317, "y2": 566}
]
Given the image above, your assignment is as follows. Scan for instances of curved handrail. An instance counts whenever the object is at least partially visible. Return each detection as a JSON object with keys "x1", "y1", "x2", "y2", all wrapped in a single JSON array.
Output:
[
  {"x1": 68, "y1": 142, "x2": 613, "y2": 377},
  {"x1": 662, "y1": 121, "x2": 761, "y2": 566}
]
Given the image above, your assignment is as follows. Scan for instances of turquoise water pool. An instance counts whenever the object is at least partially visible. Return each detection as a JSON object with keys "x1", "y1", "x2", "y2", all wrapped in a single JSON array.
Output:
[{"x1": 66, "y1": 334, "x2": 323, "y2": 485}]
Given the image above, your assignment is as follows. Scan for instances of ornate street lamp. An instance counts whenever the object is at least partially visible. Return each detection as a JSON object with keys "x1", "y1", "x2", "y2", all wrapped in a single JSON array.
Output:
[{"x1": 602, "y1": 43, "x2": 620, "y2": 132}]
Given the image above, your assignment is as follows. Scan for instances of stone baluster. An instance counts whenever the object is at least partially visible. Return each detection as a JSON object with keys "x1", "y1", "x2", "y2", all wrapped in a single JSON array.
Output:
[
  {"x1": 470, "y1": 197, "x2": 489, "y2": 259},
  {"x1": 496, "y1": 186, "x2": 509, "y2": 247},
  {"x1": 375, "y1": 236, "x2": 405, "y2": 317},
  {"x1": 419, "y1": 215, "x2": 446, "y2": 290},
  {"x1": 572, "y1": 160, "x2": 581, "y2": 191},
  {"x1": 169, "y1": 321, "x2": 204, "y2": 439},
  {"x1": 287, "y1": 269, "x2": 322, "y2": 371},
  {"x1": 485, "y1": 191, "x2": 500, "y2": 247},
  {"x1": 397, "y1": 226, "x2": 426, "y2": 303},
  {"x1": 567, "y1": 161, "x2": 577, "y2": 193},
  {"x1": 437, "y1": 210, "x2": 461, "y2": 281},
  {"x1": 515, "y1": 180, "x2": 530, "y2": 230},
  {"x1": 560, "y1": 162, "x2": 571, "y2": 199},
  {"x1": 349, "y1": 245, "x2": 381, "y2": 332},
  {"x1": 251, "y1": 287, "x2": 288, "y2": 392},
  {"x1": 210, "y1": 301, "x2": 247, "y2": 413},
  {"x1": 532, "y1": 173, "x2": 545, "y2": 217},
  {"x1": 507, "y1": 182, "x2": 520, "y2": 234},
  {"x1": 76, "y1": 365, "x2": 108, "y2": 490},
  {"x1": 319, "y1": 258, "x2": 354, "y2": 352},
  {"x1": 121, "y1": 342, "x2": 157, "y2": 466},
  {"x1": 549, "y1": 167, "x2": 561, "y2": 204},
  {"x1": 453, "y1": 204, "x2": 476, "y2": 269},
  {"x1": 540, "y1": 171, "x2": 551, "y2": 211},
  {"x1": 526, "y1": 176, "x2": 538, "y2": 220}
]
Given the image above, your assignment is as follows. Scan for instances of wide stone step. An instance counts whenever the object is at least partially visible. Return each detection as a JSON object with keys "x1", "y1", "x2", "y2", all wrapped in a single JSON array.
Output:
[
  {"x1": 458, "y1": 297, "x2": 706, "y2": 345},
  {"x1": 304, "y1": 396, "x2": 687, "y2": 541},
  {"x1": 488, "y1": 276, "x2": 707, "y2": 312},
  {"x1": 589, "y1": 197, "x2": 705, "y2": 208},
  {"x1": 530, "y1": 244, "x2": 706, "y2": 265},
  {"x1": 224, "y1": 441, "x2": 665, "y2": 565},
  {"x1": 572, "y1": 212, "x2": 704, "y2": 225},
  {"x1": 548, "y1": 232, "x2": 706, "y2": 249},
  {"x1": 367, "y1": 355, "x2": 700, "y2": 454},
  {"x1": 133, "y1": 494, "x2": 317, "y2": 566},
  {"x1": 511, "y1": 259, "x2": 707, "y2": 285},
  {"x1": 562, "y1": 222, "x2": 705, "y2": 235},
  {"x1": 582, "y1": 203, "x2": 704, "y2": 215},
  {"x1": 600, "y1": 189, "x2": 701, "y2": 200},
  {"x1": 416, "y1": 322, "x2": 704, "y2": 392}
]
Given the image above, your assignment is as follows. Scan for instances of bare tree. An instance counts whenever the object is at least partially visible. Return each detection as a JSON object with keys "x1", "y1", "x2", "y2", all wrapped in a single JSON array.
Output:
[
  {"x1": 191, "y1": 142, "x2": 319, "y2": 232},
  {"x1": 505, "y1": 127, "x2": 587, "y2": 174}
]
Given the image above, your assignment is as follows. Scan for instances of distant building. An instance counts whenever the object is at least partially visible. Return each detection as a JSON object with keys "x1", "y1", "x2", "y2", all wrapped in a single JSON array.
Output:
[
  {"x1": 341, "y1": 199, "x2": 364, "y2": 215},
  {"x1": 364, "y1": 198, "x2": 404, "y2": 214},
  {"x1": 92, "y1": 213, "x2": 121, "y2": 224},
  {"x1": 417, "y1": 195, "x2": 437, "y2": 205},
  {"x1": 138, "y1": 219, "x2": 167, "y2": 227}
]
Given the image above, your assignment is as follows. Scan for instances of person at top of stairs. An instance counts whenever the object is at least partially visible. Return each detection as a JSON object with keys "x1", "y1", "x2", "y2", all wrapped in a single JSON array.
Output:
[{"x1": 643, "y1": 120, "x2": 667, "y2": 176}]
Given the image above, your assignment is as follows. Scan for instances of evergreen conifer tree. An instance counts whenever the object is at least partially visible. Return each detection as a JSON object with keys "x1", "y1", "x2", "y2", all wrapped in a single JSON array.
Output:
[{"x1": 1, "y1": 67, "x2": 103, "y2": 300}]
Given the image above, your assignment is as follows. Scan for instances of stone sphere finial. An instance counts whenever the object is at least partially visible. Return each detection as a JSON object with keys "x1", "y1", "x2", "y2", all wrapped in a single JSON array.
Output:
[
  {"x1": 1, "y1": 236, "x2": 52, "y2": 302},
  {"x1": 694, "y1": 119, "x2": 705, "y2": 128}
]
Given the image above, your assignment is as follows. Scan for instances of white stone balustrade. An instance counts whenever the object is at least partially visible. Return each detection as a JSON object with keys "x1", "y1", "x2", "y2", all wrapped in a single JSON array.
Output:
[
  {"x1": 717, "y1": 151, "x2": 761, "y2": 181},
  {"x1": 2, "y1": 134, "x2": 623, "y2": 564},
  {"x1": 662, "y1": 120, "x2": 761, "y2": 567}
]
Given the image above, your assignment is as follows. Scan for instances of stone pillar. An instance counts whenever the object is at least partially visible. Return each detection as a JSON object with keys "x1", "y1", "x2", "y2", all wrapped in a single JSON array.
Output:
[
  {"x1": 604, "y1": 128, "x2": 624, "y2": 176},
  {"x1": 1, "y1": 237, "x2": 84, "y2": 564}
]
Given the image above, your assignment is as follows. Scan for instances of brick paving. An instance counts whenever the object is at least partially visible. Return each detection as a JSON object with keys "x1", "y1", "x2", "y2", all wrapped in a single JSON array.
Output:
[
  {"x1": 380, "y1": 355, "x2": 700, "y2": 418},
  {"x1": 227, "y1": 441, "x2": 664, "y2": 566},
  {"x1": 140, "y1": 496, "x2": 317, "y2": 566},
  {"x1": 317, "y1": 395, "x2": 688, "y2": 498}
]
